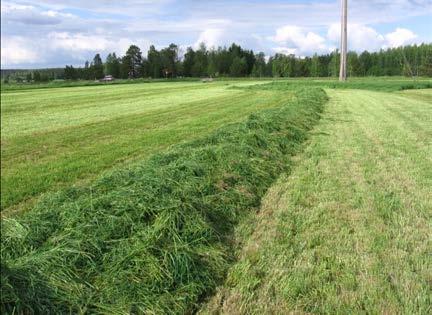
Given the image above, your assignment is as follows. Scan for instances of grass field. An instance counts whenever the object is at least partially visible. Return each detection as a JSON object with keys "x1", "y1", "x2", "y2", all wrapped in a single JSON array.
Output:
[
  {"x1": 1, "y1": 87, "x2": 327, "y2": 313},
  {"x1": 12, "y1": 76, "x2": 421, "y2": 212},
  {"x1": 1, "y1": 78, "x2": 431, "y2": 313},
  {"x1": 1, "y1": 80, "x2": 286, "y2": 212},
  {"x1": 201, "y1": 87, "x2": 432, "y2": 314}
]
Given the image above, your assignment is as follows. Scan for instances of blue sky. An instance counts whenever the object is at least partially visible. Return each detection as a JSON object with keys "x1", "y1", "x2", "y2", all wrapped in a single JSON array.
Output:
[{"x1": 1, "y1": 0, "x2": 431, "y2": 68}]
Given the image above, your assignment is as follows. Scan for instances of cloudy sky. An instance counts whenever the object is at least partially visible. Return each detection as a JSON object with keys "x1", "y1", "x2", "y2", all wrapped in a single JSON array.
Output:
[{"x1": 1, "y1": 0, "x2": 431, "y2": 68}]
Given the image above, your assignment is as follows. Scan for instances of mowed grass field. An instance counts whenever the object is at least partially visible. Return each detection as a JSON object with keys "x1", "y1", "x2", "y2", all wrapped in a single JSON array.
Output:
[
  {"x1": 1, "y1": 80, "x2": 289, "y2": 212},
  {"x1": 201, "y1": 87, "x2": 432, "y2": 314},
  {"x1": 1, "y1": 86, "x2": 327, "y2": 313},
  {"x1": 1, "y1": 78, "x2": 431, "y2": 313}
]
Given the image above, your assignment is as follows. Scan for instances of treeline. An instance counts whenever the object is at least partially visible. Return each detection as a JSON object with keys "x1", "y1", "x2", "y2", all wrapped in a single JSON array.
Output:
[
  {"x1": 1, "y1": 68, "x2": 64, "y2": 83},
  {"x1": 64, "y1": 43, "x2": 262, "y2": 80},
  {"x1": 3, "y1": 43, "x2": 431, "y2": 83},
  {"x1": 65, "y1": 43, "x2": 432, "y2": 80}
]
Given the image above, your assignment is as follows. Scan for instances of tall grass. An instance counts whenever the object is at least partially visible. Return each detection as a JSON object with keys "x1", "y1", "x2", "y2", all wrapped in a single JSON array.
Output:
[
  {"x1": 239, "y1": 78, "x2": 432, "y2": 92},
  {"x1": 1, "y1": 88, "x2": 327, "y2": 314}
]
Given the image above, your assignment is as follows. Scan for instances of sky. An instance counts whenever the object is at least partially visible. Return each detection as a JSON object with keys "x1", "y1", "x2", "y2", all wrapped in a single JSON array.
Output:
[{"x1": 1, "y1": 0, "x2": 431, "y2": 69}]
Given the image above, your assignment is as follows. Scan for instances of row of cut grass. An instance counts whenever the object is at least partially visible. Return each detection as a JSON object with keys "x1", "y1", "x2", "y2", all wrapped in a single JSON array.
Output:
[{"x1": 1, "y1": 88, "x2": 328, "y2": 313}]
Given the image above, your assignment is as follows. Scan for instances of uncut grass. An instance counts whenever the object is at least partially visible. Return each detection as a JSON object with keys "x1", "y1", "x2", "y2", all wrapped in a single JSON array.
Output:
[
  {"x1": 399, "y1": 88, "x2": 432, "y2": 103},
  {"x1": 1, "y1": 86, "x2": 279, "y2": 211},
  {"x1": 238, "y1": 77, "x2": 432, "y2": 92},
  {"x1": 1, "y1": 88, "x2": 327, "y2": 313}
]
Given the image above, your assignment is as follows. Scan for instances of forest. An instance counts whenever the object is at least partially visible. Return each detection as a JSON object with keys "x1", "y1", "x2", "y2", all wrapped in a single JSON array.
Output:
[
  {"x1": 2, "y1": 43, "x2": 431, "y2": 83},
  {"x1": 65, "y1": 43, "x2": 432, "y2": 80}
]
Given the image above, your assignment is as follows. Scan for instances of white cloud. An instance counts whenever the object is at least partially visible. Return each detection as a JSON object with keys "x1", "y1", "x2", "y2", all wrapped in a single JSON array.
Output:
[
  {"x1": 1, "y1": 0, "x2": 430, "y2": 67},
  {"x1": 327, "y1": 24, "x2": 420, "y2": 52},
  {"x1": 1, "y1": 1, "x2": 74, "y2": 25},
  {"x1": 1, "y1": 36, "x2": 41, "y2": 65},
  {"x1": 42, "y1": 10, "x2": 73, "y2": 18},
  {"x1": 48, "y1": 32, "x2": 112, "y2": 52},
  {"x1": 0, "y1": 31, "x2": 152, "y2": 67},
  {"x1": 328, "y1": 23, "x2": 385, "y2": 52},
  {"x1": 31, "y1": 0, "x2": 172, "y2": 16},
  {"x1": 1, "y1": 2, "x2": 34, "y2": 13},
  {"x1": 270, "y1": 25, "x2": 329, "y2": 55},
  {"x1": 48, "y1": 32, "x2": 151, "y2": 55},
  {"x1": 272, "y1": 47, "x2": 297, "y2": 55},
  {"x1": 385, "y1": 28, "x2": 418, "y2": 48},
  {"x1": 270, "y1": 23, "x2": 422, "y2": 58},
  {"x1": 194, "y1": 28, "x2": 225, "y2": 49}
]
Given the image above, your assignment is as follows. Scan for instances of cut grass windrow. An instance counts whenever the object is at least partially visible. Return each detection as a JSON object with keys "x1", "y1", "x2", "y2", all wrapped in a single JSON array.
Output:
[{"x1": 1, "y1": 88, "x2": 327, "y2": 314}]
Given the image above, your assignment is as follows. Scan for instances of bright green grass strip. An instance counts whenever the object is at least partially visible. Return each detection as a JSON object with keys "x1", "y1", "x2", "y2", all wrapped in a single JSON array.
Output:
[
  {"x1": 240, "y1": 77, "x2": 432, "y2": 92},
  {"x1": 200, "y1": 88, "x2": 432, "y2": 314},
  {"x1": 1, "y1": 82, "x2": 275, "y2": 211}
]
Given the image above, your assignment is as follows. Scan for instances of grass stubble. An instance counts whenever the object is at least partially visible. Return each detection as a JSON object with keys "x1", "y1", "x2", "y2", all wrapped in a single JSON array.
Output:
[
  {"x1": 1, "y1": 81, "x2": 280, "y2": 212},
  {"x1": 200, "y1": 87, "x2": 432, "y2": 314}
]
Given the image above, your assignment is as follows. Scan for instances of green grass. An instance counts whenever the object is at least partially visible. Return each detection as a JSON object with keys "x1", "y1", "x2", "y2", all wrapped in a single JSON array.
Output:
[
  {"x1": 4, "y1": 77, "x2": 430, "y2": 212},
  {"x1": 0, "y1": 87, "x2": 327, "y2": 314},
  {"x1": 1, "y1": 77, "x2": 431, "y2": 313},
  {"x1": 3, "y1": 76, "x2": 429, "y2": 92},
  {"x1": 1, "y1": 78, "x2": 202, "y2": 92},
  {"x1": 1, "y1": 81, "x2": 280, "y2": 211},
  {"x1": 239, "y1": 76, "x2": 432, "y2": 92},
  {"x1": 201, "y1": 88, "x2": 432, "y2": 314},
  {"x1": 400, "y1": 88, "x2": 432, "y2": 102},
  {"x1": 0, "y1": 77, "x2": 277, "y2": 93}
]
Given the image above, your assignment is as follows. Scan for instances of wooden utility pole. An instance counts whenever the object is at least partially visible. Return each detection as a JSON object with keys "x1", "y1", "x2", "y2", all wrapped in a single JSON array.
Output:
[{"x1": 339, "y1": 0, "x2": 348, "y2": 81}]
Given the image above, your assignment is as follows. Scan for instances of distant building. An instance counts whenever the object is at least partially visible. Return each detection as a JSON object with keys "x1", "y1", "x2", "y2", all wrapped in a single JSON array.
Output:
[{"x1": 100, "y1": 75, "x2": 114, "y2": 82}]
